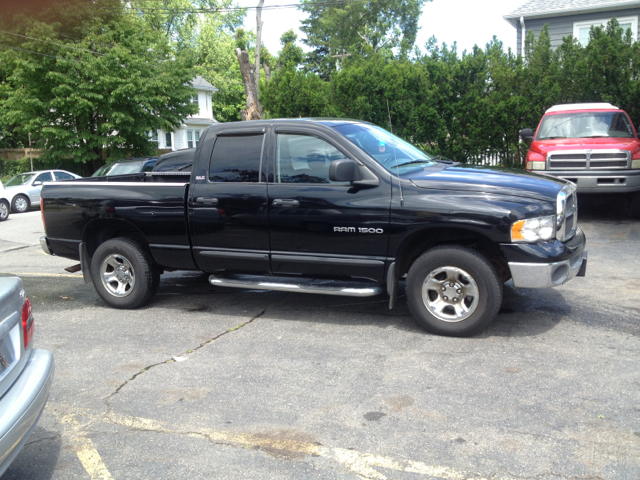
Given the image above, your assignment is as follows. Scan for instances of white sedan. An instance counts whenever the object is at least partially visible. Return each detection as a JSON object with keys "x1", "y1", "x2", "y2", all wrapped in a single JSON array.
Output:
[{"x1": 3, "y1": 170, "x2": 82, "y2": 213}]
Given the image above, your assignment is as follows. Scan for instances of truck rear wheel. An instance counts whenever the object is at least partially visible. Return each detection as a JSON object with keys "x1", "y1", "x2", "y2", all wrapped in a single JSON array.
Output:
[
  {"x1": 406, "y1": 246, "x2": 502, "y2": 337},
  {"x1": 90, "y1": 237, "x2": 160, "y2": 309}
]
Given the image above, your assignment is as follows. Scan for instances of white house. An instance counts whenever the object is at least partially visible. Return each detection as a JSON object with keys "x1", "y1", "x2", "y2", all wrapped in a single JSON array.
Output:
[{"x1": 151, "y1": 76, "x2": 219, "y2": 151}]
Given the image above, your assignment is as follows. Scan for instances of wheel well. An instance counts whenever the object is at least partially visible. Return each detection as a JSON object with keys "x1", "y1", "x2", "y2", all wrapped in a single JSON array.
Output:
[
  {"x1": 395, "y1": 228, "x2": 510, "y2": 283},
  {"x1": 83, "y1": 219, "x2": 150, "y2": 263}
]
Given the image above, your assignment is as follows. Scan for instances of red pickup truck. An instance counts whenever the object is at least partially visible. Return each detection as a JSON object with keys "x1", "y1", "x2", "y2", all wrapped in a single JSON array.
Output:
[{"x1": 520, "y1": 103, "x2": 640, "y2": 216}]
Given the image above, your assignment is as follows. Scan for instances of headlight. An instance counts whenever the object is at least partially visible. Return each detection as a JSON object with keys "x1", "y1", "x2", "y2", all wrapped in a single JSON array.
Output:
[{"x1": 511, "y1": 215, "x2": 556, "y2": 242}]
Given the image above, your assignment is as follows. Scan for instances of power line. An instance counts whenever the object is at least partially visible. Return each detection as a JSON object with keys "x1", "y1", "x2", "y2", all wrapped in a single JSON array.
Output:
[
  {"x1": 0, "y1": 44, "x2": 86, "y2": 64},
  {"x1": 0, "y1": 29, "x2": 106, "y2": 56},
  {"x1": 108, "y1": 0, "x2": 367, "y2": 13}
]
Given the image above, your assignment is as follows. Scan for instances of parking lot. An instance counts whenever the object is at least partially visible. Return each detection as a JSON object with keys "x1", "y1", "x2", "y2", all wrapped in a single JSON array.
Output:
[{"x1": 0, "y1": 198, "x2": 639, "y2": 480}]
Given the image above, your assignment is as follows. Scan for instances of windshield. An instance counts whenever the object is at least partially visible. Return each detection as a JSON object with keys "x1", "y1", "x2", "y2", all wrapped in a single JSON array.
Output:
[
  {"x1": 92, "y1": 160, "x2": 146, "y2": 177},
  {"x1": 333, "y1": 124, "x2": 436, "y2": 173},
  {"x1": 537, "y1": 112, "x2": 635, "y2": 140},
  {"x1": 5, "y1": 173, "x2": 34, "y2": 186}
]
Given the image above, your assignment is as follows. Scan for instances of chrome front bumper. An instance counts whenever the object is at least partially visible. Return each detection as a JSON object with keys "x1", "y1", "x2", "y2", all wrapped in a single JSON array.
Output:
[
  {"x1": 551, "y1": 169, "x2": 640, "y2": 194},
  {"x1": 508, "y1": 251, "x2": 587, "y2": 288}
]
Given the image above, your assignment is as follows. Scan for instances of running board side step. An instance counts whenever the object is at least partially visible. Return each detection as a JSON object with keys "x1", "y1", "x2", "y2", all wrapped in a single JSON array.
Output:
[{"x1": 209, "y1": 275, "x2": 384, "y2": 297}]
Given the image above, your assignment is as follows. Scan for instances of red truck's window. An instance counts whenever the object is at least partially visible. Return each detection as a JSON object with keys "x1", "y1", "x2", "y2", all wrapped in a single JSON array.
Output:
[
  {"x1": 209, "y1": 134, "x2": 264, "y2": 182},
  {"x1": 537, "y1": 112, "x2": 635, "y2": 140}
]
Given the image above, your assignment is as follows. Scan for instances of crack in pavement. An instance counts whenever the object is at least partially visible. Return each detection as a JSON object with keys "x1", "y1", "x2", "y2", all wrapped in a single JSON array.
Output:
[{"x1": 104, "y1": 308, "x2": 268, "y2": 404}]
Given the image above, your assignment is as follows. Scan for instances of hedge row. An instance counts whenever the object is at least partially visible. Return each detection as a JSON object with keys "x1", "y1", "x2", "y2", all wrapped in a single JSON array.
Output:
[{"x1": 261, "y1": 20, "x2": 640, "y2": 167}]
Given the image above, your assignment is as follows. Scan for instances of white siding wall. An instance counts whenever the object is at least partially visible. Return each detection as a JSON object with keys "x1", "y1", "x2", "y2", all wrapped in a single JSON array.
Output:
[{"x1": 517, "y1": 7, "x2": 640, "y2": 53}]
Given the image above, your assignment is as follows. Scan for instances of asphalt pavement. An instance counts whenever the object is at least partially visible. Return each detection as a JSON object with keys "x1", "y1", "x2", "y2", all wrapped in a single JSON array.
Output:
[{"x1": 0, "y1": 199, "x2": 638, "y2": 480}]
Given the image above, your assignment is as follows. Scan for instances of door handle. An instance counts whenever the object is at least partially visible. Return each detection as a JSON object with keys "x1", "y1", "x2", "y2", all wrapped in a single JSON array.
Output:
[
  {"x1": 272, "y1": 199, "x2": 299, "y2": 207},
  {"x1": 196, "y1": 197, "x2": 218, "y2": 205}
]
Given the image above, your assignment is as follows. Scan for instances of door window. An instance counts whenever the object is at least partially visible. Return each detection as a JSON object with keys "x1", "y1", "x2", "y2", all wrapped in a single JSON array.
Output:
[
  {"x1": 34, "y1": 172, "x2": 53, "y2": 184},
  {"x1": 275, "y1": 134, "x2": 348, "y2": 184},
  {"x1": 53, "y1": 171, "x2": 74, "y2": 181},
  {"x1": 209, "y1": 134, "x2": 264, "y2": 182}
]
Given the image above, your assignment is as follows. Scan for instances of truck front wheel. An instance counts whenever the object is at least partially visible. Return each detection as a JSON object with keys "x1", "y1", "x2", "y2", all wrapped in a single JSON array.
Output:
[
  {"x1": 406, "y1": 246, "x2": 502, "y2": 337},
  {"x1": 90, "y1": 237, "x2": 160, "y2": 309}
]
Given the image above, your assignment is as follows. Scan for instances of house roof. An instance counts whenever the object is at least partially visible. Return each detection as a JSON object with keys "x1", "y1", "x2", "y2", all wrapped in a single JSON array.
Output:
[
  {"x1": 191, "y1": 75, "x2": 218, "y2": 92},
  {"x1": 504, "y1": 0, "x2": 640, "y2": 25}
]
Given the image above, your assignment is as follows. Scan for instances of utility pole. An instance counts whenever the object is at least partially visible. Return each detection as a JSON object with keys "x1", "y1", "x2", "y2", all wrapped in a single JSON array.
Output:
[
  {"x1": 28, "y1": 132, "x2": 33, "y2": 171},
  {"x1": 331, "y1": 51, "x2": 352, "y2": 71}
]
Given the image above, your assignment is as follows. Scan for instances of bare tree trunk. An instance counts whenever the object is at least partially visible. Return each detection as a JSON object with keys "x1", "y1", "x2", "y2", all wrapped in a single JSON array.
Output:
[
  {"x1": 263, "y1": 61, "x2": 271, "y2": 81},
  {"x1": 254, "y1": 0, "x2": 264, "y2": 98},
  {"x1": 235, "y1": 48, "x2": 261, "y2": 120}
]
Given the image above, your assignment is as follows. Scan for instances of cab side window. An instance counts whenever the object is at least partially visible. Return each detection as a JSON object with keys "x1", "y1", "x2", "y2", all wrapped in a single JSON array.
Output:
[
  {"x1": 209, "y1": 134, "x2": 264, "y2": 182},
  {"x1": 275, "y1": 134, "x2": 349, "y2": 184}
]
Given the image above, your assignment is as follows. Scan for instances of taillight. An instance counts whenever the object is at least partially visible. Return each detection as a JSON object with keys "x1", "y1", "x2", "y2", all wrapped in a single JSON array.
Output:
[
  {"x1": 40, "y1": 197, "x2": 46, "y2": 230},
  {"x1": 22, "y1": 297, "x2": 34, "y2": 349},
  {"x1": 526, "y1": 151, "x2": 546, "y2": 171}
]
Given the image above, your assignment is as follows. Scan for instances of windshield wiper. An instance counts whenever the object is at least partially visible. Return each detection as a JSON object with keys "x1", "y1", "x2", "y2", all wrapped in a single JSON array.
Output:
[
  {"x1": 541, "y1": 136, "x2": 566, "y2": 139},
  {"x1": 397, "y1": 160, "x2": 432, "y2": 167}
]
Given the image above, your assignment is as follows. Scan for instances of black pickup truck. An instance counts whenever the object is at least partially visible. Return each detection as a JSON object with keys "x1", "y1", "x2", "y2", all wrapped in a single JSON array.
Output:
[{"x1": 40, "y1": 119, "x2": 587, "y2": 336}]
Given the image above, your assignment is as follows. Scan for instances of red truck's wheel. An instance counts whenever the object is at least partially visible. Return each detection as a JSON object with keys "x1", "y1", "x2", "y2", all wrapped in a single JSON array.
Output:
[
  {"x1": 406, "y1": 246, "x2": 502, "y2": 337},
  {"x1": 90, "y1": 237, "x2": 160, "y2": 309},
  {"x1": 630, "y1": 192, "x2": 640, "y2": 219}
]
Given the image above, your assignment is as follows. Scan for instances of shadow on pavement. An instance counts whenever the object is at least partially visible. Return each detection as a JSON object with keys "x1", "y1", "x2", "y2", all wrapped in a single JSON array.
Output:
[{"x1": 2, "y1": 426, "x2": 61, "y2": 480}]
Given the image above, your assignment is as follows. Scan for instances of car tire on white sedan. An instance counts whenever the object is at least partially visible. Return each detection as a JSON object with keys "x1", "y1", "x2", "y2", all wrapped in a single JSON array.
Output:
[
  {"x1": 11, "y1": 194, "x2": 30, "y2": 213},
  {"x1": 0, "y1": 200, "x2": 9, "y2": 221}
]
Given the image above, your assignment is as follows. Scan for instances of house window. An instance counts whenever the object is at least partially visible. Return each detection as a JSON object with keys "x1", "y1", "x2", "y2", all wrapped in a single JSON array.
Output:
[
  {"x1": 186, "y1": 129, "x2": 201, "y2": 149},
  {"x1": 191, "y1": 95, "x2": 199, "y2": 104},
  {"x1": 165, "y1": 132, "x2": 172, "y2": 148},
  {"x1": 149, "y1": 130, "x2": 158, "y2": 143},
  {"x1": 574, "y1": 16, "x2": 637, "y2": 46}
]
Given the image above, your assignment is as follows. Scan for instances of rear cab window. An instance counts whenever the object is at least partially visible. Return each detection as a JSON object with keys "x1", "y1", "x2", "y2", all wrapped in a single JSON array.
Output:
[{"x1": 208, "y1": 134, "x2": 265, "y2": 182}]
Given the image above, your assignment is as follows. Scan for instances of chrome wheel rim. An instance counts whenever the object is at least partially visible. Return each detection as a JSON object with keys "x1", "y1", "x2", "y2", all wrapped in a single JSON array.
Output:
[
  {"x1": 14, "y1": 197, "x2": 28, "y2": 212},
  {"x1": 421, "y1": 266, "x2": 479, "y2": 322},
  {"x1": 100, "y1": 254, "x2": 136, "y2": 297},
  {"x1": 0, "y1": 202, "x2": 7, "y2": 220}
]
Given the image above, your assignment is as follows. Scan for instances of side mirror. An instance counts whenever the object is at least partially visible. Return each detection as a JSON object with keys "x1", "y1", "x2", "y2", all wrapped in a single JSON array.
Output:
[
  {"x1": 329, "y1": 158, "x2": 361, "y2": 182},
  {"x1": 519, "y1": 128, "x2": 534, "y2": 142},
  {"x1": 32, "y1": 181, "x2": 42, "y2": 186}
]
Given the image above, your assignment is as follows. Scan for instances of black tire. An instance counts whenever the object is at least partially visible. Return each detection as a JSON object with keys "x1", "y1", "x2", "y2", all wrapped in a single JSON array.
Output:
[
  {"x1": 0, "y1": 200, "x2": 9, "y2": 221},
  {"x1": 406, "y1": 246, "x2": 502, "y2": 337},
  {"x1": 630, "y1": 192, "x2": 640, "y2": 219},
  {"x1": 11, "y1": 194, "x2": 30, "y2": 213},
  {"x1": 90, "y1": 237, "x2": 160, "y2": 309}
]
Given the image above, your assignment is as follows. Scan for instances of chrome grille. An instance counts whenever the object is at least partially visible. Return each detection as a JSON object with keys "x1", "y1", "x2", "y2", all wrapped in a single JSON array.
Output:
[
  {"x1": 548, "y1": 150, "x2": 629, "y2": 170},
  {"x1": 548, "y1": 153, "x2": 586, "y2": 170},
  {"x1": 557, "y1": 184, "x2": 578, "y2": 242}
]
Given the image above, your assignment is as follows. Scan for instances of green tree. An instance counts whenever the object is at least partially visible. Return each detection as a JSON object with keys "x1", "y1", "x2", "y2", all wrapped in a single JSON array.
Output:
[
  {"x1": 278, "y1": 29, "x2": 303, "y2": 67},
  {"x1": 261, "y1": 65, "x2": 330, "y2": 118},
  {"x1": 0, "y1": 10, "x2": 197, "y2": 168},
  {"x1": 299, "y1": 0, "x2": 430, "y2": 77}
]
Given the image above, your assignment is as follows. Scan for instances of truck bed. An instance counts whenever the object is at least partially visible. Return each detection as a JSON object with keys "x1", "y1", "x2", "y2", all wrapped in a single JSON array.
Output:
[{"x1": 41, "y1": 172, "x2": 195, "y2": 270}]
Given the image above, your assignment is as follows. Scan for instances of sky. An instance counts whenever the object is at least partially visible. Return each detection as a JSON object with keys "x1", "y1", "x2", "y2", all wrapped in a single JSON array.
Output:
[{"x1": 235, "y1": 0, "x2": 521, "y2": 57}]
